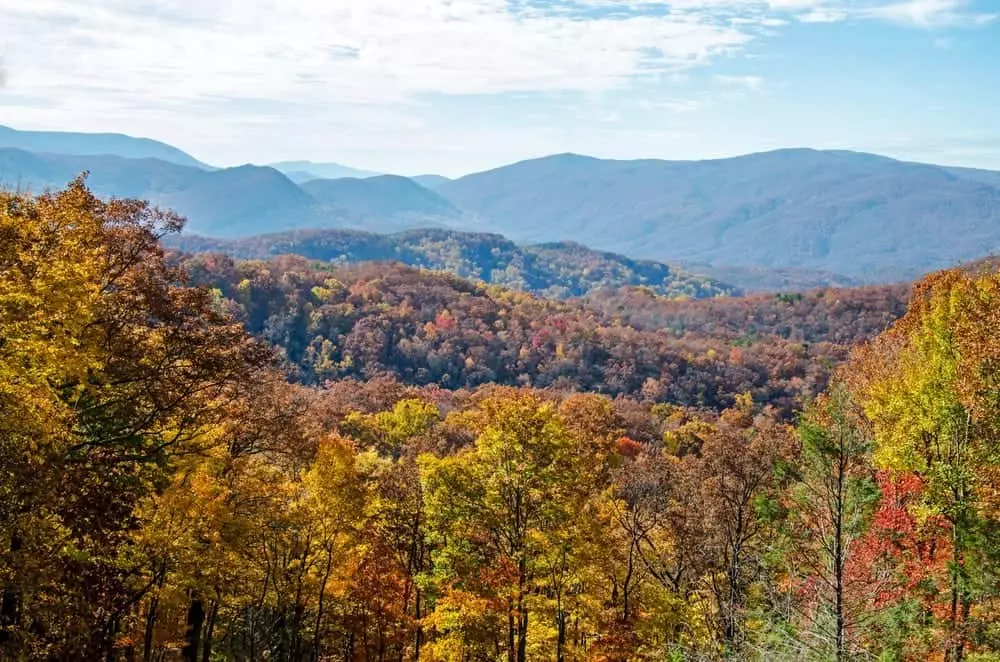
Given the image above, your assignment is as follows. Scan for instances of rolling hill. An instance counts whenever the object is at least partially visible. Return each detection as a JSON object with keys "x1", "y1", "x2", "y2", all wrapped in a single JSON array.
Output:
[
  {"x1": 167, "y1": 227, "x2": 736, "y2": 299},
  {"x1": 0, "y1": 124, "x2": 210, "y2": 169},
  {"x1": 435, "y1": 149, "x2": 1000, "y2": 281}
]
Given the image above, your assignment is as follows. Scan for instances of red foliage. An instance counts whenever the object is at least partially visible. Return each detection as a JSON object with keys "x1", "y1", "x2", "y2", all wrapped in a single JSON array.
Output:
[
  {"x1": 615, "y1": 436, "x2": 643, "y2": 459},
  {"x1": 848, "y1": 471, "x2": 952, "y2": 611}
]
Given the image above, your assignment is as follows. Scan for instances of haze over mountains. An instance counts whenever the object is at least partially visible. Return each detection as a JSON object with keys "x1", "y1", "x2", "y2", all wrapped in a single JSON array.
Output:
[
  {"x1": 269, "y1": 160, "x2": 382, "y2": 183},
  {"x1": 3, "y1": 124, "x2": 999, "y2": 288}
]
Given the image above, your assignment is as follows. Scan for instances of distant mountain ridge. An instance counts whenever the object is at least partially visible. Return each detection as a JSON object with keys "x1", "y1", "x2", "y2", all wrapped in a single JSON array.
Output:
[
  {"x1": 0, "y1": 124, "x2": 210, "y2": 169},
  {"x1": 300, "y1": 175, "x2": 461, "y2": 224},
  {"x1": 4, "y1": 123, "x2": 1000, "y2": 287},
  {"x1": 167, "y1": 227, "x2": 736, "y2": 300},
  {"x1": 436, "y1": 149, "x2": 1000, "y2": 281},
  {"x1": 0, "y1": 148, "x2": 459, "y2": 237},
  {"x1": 269, "y1": 160, "x2": 381, "y2": 182}
]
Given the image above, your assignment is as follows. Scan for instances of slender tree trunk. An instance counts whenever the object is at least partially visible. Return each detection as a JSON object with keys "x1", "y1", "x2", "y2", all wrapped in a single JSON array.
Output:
[
  {"x1": 623, "y1": 536, "x2": 636, "y2": 622},
  {"x1": 182, "y1": 597, "x2": 205, "y2": 662},
  {"x1": 507, "y1": 598, "x2": 515, "y2": 662},
  {"x1": 556, "y1": 609, "x2": 566, "y2": 662},
  {"x1": 834, "y1": 454, "x2": 846, "y2": 662},
  {"x1": 516, "y1": 605, "x2": 528, "y2": 662},
  {"x1": 726, "y1": 506, "x2": 745, "y2": 645},
  {"x1": 414, "y1": 586, "x2": 423, "y2": 662},
  {"x1": 202, "y1": 600, "x2": 218, "y2": 662},
  {"x1": 105, "y1": 615, "x2": 121, "y2": 662},
  {"x1": 143, "y1": 595, "x2": 160, "y2": 662},
  {"x1": 314, "y1": 548, "x2": 335, "y2": 662},
  {"x1": 516, "y1": 555, "x2": 528, "y2": 662}
]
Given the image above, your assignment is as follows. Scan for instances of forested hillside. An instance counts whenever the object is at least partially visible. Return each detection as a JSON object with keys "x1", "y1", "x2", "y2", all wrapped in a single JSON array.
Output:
[
  {"x1": 179, "y1": 253, "x2": 832, "y2": 414},
  {"x1": 582, "y1": 284, "x2": 911, "y2": 344},
  {"x1": 5, "y1": 182, "x2": 1000, "y2": 662},
  {"x1": 170, "y1": 228, "x2": 734, "y2": 300}
]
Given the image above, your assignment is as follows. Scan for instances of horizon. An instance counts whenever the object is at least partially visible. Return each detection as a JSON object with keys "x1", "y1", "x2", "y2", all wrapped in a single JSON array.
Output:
[
  {"x1": 3, "y1": 1, "x2": 998, "y2": 177},
  {"x1": 4, "y1": 122, "x2": 999, "y2": 180}
]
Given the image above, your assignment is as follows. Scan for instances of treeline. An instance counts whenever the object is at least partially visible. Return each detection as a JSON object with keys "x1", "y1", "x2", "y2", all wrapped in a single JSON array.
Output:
[
  {"x1": 3, "y1": 181, "x2": 1000, "y2": 662},
  {"x1": 168, "y1": 228, "x2": 735, "y2": 300}
]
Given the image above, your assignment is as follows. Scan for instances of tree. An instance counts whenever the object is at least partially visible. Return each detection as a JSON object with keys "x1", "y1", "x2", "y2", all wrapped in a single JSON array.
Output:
[
  {"x1": 847, "y1": 269, "x2": 1000, "y2": 661},
  {"x1": 0, "y1": 179, "x2": 270, "y2": 659},
  {"x1": 696, "y1": 415, "x2": 792, "y2": 652},
  {"x1": 785, "y1": 386, "x2": 878, "y2": 660},
  {"x1": 420, "y1": 389, "x2": 597, "y2": 662}
]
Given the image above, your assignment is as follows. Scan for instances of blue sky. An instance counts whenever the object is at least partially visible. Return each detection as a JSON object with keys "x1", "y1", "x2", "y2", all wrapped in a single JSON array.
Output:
[{"x1": 1, "y1": 0, "x2": 998, "y2": 176}]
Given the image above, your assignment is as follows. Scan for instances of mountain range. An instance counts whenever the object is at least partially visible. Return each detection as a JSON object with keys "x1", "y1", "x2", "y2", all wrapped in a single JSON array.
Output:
[
  {"x1": 3, "y1": 124, "x2": 1000, "y2": 286},
  {"x1": 0, "y1": 124, "x2": 209, "y2": 169}
]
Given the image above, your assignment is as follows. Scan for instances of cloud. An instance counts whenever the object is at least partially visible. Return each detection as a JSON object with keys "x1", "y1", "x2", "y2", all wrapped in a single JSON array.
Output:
[
  {"x1": 0, "y1": 0, "x2": 994, "y2": 172},
  {"x1": 638, "y1": 98, "x2": 705, "y2": 112},
  {"x1": 2, "y1": 0, "x2": 753, "y2": 106},
  {"x1": 715, "y1": 74, "x2": 764, "y2": 89},
  {"x1": 866, "y1": 0, "x2": 994, "y2": 27},
  {"x1": 797, "y1": 8, "x2": 848, "y2": 22}
]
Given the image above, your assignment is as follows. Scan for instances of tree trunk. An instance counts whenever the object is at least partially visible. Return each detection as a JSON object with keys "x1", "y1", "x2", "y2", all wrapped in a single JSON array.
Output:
[
  {"x1": 516, "y1": 606, "x2": 528, "y2": 662},
  {"x1": 556, "y1": 609, "x2": 566, "y2": 662},
  {"x1": 834, "y1": 454, "x2": 846, "y2": 662},
  {"x1": 314, "y1": 548, "x2": 335, "y2": 662},
  {"x1": 202, "y1": 600, "x2": 218, "y2": 662},
  {"x1": 414, "y1": 586, "x2": 423, "y2": 662},
  {"x1": 182, "y1": 597, "x2": 205, "y2": 662},
  {"x1": 142, "y1": 595, "x2": 160, "y2": 662},
  {"x1": 0, "y1": 535, "x2": 22, "y2": 645},
  {"x1": 516, "y1": 555, "x2": 528, "y2": 662},
  {"x1": 507, "y1": 598, "x2": 516, "y2": 662}
]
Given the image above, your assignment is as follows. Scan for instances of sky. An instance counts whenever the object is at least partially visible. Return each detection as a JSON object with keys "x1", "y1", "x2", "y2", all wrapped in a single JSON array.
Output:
[{"x1": 1, "y1": 0, "x2": 998, "y2": 177}]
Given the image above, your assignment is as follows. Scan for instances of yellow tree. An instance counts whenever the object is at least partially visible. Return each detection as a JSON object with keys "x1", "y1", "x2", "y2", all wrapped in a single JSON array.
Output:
[
  {"x1": 847, "y1": 269, "x2": 1000, "y2": 661},
  {"x1": 420, "y1": 389, "x2": 595, "y2": 662},
  {"x1": 0, "y1": 179, "x2": 270, "y2": 659}
]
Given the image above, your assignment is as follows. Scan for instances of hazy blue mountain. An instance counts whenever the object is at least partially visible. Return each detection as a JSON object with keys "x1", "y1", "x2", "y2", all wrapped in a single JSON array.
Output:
[
  {"x1": 435, "y1": 149, "x2": 1000, "y2": 281},
  {"x1": 0, "y1": 148, "x2": 341, "y2": 235},
  {"x1": 0, "y1": 124, "x2": 209, "y2": 169},
  {"x1": 0, "y1": 148, "x2": 461, "y2": 236},
  {"x1": 269, "y1": 160, "x2": 381, "y2": 181},
  {"x1": 410, "y1": 174, "x2": 451, "y2": 189},
  {"x1": 6, "y1": 134, "x2": 1000, "y2": 285},
  {"x1": 167, "y1": 227, "x2": 737, "y2": 299},
  {"x1": 677, "y1": 262, "x2": 863, "y2": 293},
  {"x1": 944, "y1": 166, "x2": 1000, "y2": 188},
  {"x1": 300, "y1": 175, "x2": 461, "y2": 229}
]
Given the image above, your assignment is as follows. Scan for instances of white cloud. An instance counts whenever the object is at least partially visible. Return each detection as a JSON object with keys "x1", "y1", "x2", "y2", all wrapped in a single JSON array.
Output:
[
  {"x1": 797, "y1": 8, "x2": 849, "y2": 21},
  {"x1": 638, "y1": 98, "x2": 706, "y2": 112},
  {"x1": 866, "y1": 0, "x2": 989, "y2": 27},
  {"x1": 715, "y1": 74, "x2": 765, "y2": 89},
  {"x1": 0, "y1": 0, "x2": 993, "y2": 172},
  {"x1": 1, "y1": 0, "x2": 750, "y2": 105}
]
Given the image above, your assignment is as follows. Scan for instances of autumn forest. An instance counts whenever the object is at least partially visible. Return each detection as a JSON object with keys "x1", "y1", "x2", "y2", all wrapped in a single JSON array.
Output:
[{"x1": 4, "y1": 179, "x2": 1000, "y2": 662}]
